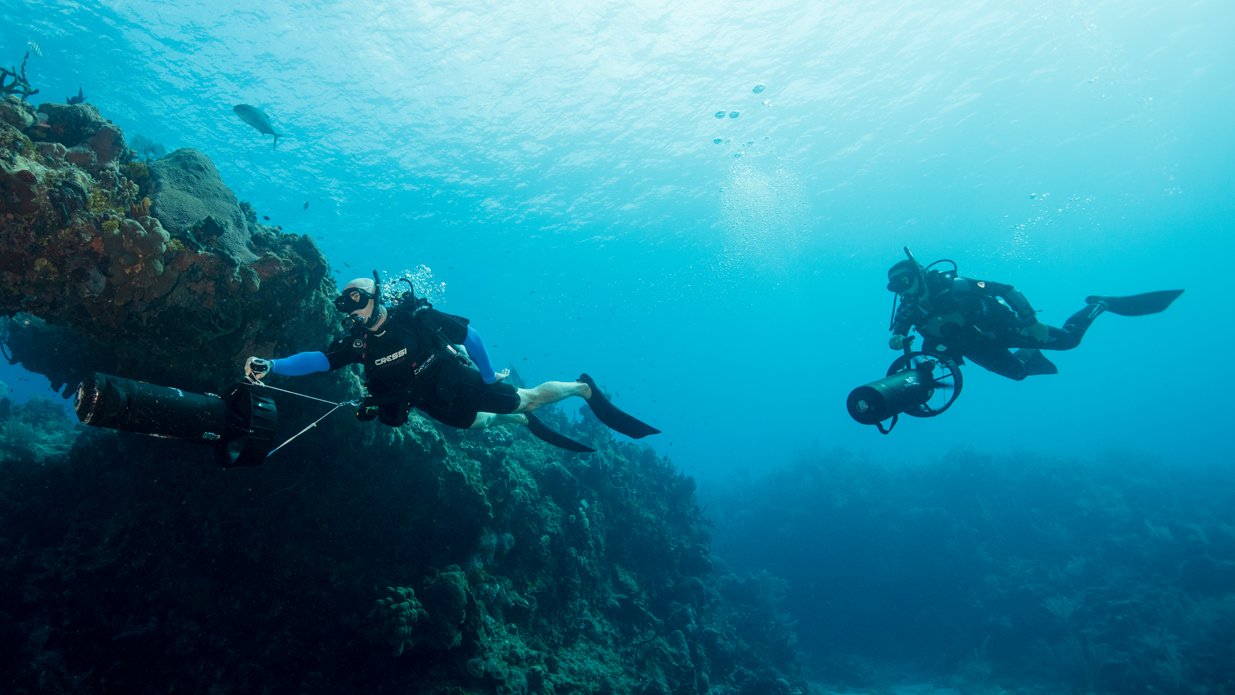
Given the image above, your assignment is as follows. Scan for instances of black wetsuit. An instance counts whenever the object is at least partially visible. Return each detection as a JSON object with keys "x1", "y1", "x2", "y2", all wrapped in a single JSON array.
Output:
[
  {"x1": 891, "y1": 271, "x2": 1099, "y2": 380},
  {"x1": 325, "y1": 300, "x2": 520, "y2": 427}
]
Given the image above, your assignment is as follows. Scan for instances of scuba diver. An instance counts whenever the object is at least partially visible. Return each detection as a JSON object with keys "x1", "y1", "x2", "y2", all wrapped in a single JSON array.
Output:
[
  {"x1": 243, "y1": 274, "x2": 660, "y2": 452},
  {"x1": 885, "y1": 249, "x2": 1183, "y2": 380}
]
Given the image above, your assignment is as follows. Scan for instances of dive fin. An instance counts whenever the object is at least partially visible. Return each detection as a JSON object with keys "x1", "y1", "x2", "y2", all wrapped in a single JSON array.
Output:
[
  {"x1": 1015, "y1": 349, "x2": 1058, "y2": 376},
  {"x1": 526, "y1": 413, "x2": 594, "y2": 453},
  {"x1": 1086, "y1": 289, "x2": 1184, "y2": 317},
  {"x1": 579, "y1": 373, "x2": 661, "y2": 439}
]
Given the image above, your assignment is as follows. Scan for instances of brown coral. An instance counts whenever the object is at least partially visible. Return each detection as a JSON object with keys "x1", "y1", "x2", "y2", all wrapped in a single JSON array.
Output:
[{"x1": 128, "y1": 195, "x2": 151, "y2": 219}]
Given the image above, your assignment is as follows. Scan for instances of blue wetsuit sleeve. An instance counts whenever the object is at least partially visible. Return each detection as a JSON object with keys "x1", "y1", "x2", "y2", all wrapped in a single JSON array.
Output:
[
  {"x1": 463, "y1": 326, "x2": 498, "y2": 384},
  {"x1": 269, "y1": 351, "x2": 331, "y2": 376}
]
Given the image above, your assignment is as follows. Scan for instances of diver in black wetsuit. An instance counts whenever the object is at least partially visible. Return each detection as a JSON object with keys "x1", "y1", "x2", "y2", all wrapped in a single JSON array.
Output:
[
  {"x1": 243, "y1": 275, "x2": 659, "y2": 452},
  {"x1": 885, "y1": 250, "x2": 1183, "y2": 381}
]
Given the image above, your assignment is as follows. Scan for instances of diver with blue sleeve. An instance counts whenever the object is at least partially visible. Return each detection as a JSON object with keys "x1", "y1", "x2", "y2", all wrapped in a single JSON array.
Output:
[
  {"x1": 244, "y1": 272, "x2": 659, "y2": 452},
  {"x1": 250, "y1": 323, "x2": 504, "y2": 382}
]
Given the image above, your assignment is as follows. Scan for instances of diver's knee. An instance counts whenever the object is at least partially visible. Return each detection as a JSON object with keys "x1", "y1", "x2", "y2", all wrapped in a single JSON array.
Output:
[{"x1": 1054, "y1": 330, "x2": 1084, "y2": 350}]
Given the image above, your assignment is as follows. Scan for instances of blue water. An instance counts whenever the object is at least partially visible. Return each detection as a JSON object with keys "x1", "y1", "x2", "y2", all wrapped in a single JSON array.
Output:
[{"x1": 3, "y1": 1, "x2": 1233, "y2": 481}]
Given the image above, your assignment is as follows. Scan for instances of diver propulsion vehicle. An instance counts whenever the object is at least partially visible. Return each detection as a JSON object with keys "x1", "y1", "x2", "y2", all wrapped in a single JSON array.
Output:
[
  {"x1": 847, "y1": 351, "x2": 963, "y2": 434},
  {"x1": 74, "y1": 373, "x2": 277, "y2": 468}
]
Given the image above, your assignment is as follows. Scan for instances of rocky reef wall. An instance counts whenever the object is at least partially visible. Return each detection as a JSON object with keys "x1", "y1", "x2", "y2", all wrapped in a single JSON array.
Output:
[
  {"x1": 0, "y1": 97, "x2": 801, "y2": 694},
  {"x1": 1, "y1": 96, "x2": 334, "y2": 394}
]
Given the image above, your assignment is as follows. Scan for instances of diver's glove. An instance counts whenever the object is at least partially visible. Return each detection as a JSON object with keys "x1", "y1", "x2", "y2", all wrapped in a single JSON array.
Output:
[
  {"x1": 888, "y1": 334, "x2": 914, "y2": 350},
  {"x1": 244, "y1": 356, "x2": 272, "y2": 382}
]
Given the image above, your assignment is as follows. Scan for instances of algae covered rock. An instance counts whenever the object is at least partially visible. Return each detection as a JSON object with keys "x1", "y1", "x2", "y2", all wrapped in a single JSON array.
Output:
[
  {"x1": 149, "y1": 148, "x2": 257, "y2": 263},
  {"x1": 36, "y1": 102, "x2": 113, "y2": 149},
  {"x1": 417, "y1": 567, "x2": 471, "y2": 650},
  {"x1": 0, "y1": 105, "x2": 337, "y2": 391},
  {"x1": 0, "y1": 95, "x2": 36, "y2": 130},
  {"x1": 36, "y1": 102, "x2": 126, "y2": 173}
]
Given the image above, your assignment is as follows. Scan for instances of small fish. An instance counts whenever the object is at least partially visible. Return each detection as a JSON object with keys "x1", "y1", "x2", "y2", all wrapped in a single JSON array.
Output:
[
  {"x1": 233, "y1": 104, "x2": 281, "y2": 150},
  {"x1": 66, "y1": 86, "x2": 86, "y2": 105},
  {"x1": 26, "y1": 40, "x2": 43, "y2": 58},
  {"x1": 302, "y1": 201, "x2": 309, "y2": 210},
  {"x1": 262, "y1": 215, "x2": 270, "y2": 221}
]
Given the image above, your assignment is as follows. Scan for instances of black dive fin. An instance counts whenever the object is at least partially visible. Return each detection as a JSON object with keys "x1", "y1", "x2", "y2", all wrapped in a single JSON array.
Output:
[
  {"x1": 1086, "y1": 289, "x2": 1184, "y2": 317},
  {"x1": 579, "y1": 373, "x2": 661, "y2": 439},
  {"x1": 526, "y1": 413, "x2": 594, "y2": 453},
  {"x1": 1015, "y1": 349, "x2": 1058, "y2": 376}
]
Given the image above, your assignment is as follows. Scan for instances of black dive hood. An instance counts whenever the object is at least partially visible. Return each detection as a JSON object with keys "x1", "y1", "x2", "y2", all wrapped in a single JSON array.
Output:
[
  {"x1": 75, "y1": 373, "x2": 277, "y2": 468},
  {"x1": 887, "y1": 247, "x2": 959, "y2": 330},
  {"x1": 847, "y1": 351, "x2": 962, "y2": 434}
]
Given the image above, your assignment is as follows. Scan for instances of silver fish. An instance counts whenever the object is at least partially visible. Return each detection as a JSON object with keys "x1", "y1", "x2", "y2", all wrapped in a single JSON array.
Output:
[
  {"x1": 233, "y1": 104, "x2": 280, "y2": 150},
  {"x1": 26, "y1": 40, "x2": 43, "y2": 57}
]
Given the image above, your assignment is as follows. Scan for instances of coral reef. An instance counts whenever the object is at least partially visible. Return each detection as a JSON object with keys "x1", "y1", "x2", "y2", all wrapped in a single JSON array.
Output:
[
  {"x1": 0, "y1": 101, "x2": 803, "y2": 694},
  {"x1": 0, "y1": 393, "x2": 802, "y2": 694},
  {"x1": 370, "y1": 586, "x2": 428, "y2": 656},
  {"x1": 0, "y1": 393, "x2": 76, "y2": 464},
  {"x1": 0, "y1": 97, "x2": 335, "y2": 393}
]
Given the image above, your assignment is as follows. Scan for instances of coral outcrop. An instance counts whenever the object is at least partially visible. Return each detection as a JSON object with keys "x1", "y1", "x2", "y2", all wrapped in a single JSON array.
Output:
[
  {"x1": 0, "y1": 100, "x2": 802, "y2": 694},
  {"x1": 148, "y1": 148, "x2": 260, "y2": 263},
  {"x1": 0, "y1": 96, "x2": 333, "y2": 393}
]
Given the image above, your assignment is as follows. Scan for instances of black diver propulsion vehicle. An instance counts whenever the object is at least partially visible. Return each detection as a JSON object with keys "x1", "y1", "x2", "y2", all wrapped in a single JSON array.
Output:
[
  {"x1": 847, "y1": 349, "x2": 963, "y2": 434},
  {"x1": 75, "y1": 373, "x2": 278, "y2": 467}
]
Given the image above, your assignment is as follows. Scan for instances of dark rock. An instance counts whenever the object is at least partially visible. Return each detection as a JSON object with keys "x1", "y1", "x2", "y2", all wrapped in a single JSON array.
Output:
[
  {"x1": 35, "y1": 102, "x2": 112, "y2": 149},
  {"x1": 419, "y1": 567, "x2": 470, "y2": 650},
  {"x1": 0, "y1": 165, "x2": 40, "y2": 214}
]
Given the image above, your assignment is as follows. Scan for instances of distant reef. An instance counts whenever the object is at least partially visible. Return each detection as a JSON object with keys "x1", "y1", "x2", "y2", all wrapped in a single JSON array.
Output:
[{"x1": 0, "y1": 95, "x2": 803, "y2": 693}]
